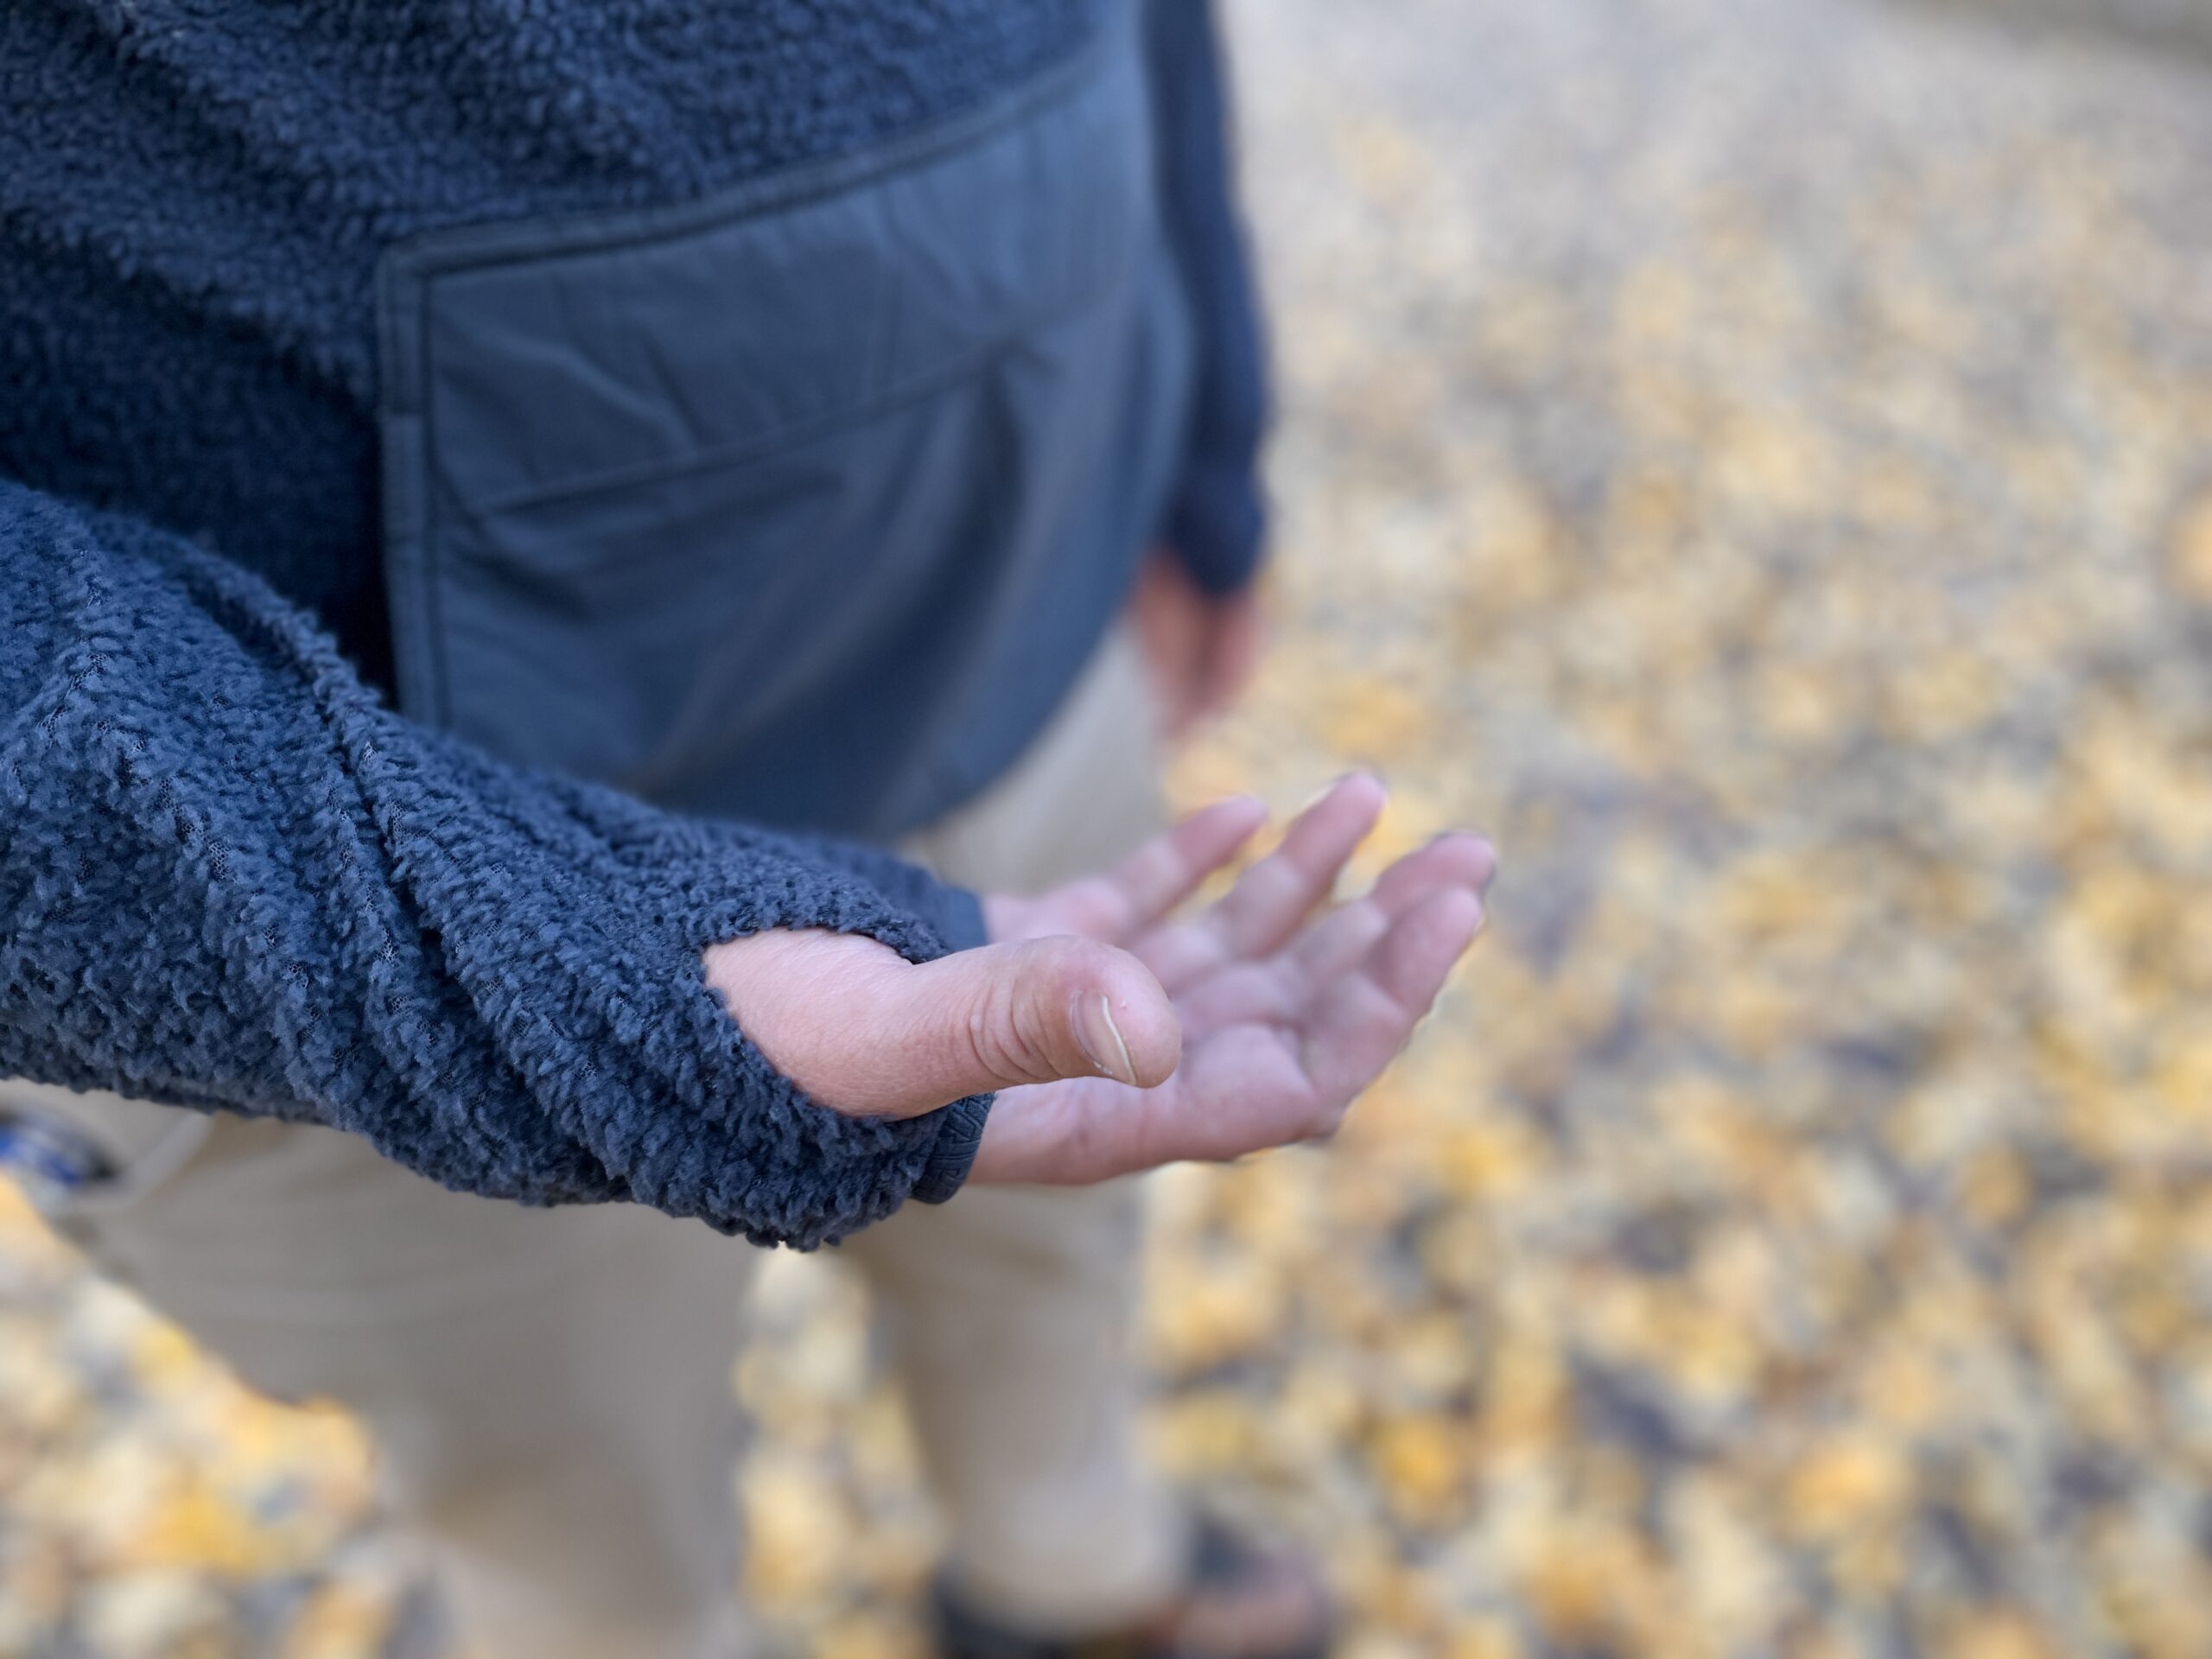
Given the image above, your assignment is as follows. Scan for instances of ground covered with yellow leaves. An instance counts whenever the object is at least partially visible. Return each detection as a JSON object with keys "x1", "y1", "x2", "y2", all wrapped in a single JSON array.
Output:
[{"x1": 9, "y1": 0, "x2": 2212, "y2": 1654}]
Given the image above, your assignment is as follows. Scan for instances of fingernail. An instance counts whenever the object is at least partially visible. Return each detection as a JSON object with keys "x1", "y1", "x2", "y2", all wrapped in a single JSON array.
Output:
[
  {"x1": 1438, "y1": 831, "x2": 1499, "y2": 893},
  {"x1": 1071, "y1": 992, "x2": 1139, "y2": 1085}
]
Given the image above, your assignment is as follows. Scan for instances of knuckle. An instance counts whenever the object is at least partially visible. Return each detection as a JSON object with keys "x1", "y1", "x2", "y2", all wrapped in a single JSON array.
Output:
[{"x1": 958, "y1": 972, "x2": 1054, "y2": 1089}]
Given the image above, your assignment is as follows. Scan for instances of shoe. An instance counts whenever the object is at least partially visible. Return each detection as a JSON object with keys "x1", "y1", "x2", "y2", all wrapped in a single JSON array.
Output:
[{"x1": 930, "y1": 1515, "x2": 1334, "y2": 1659}]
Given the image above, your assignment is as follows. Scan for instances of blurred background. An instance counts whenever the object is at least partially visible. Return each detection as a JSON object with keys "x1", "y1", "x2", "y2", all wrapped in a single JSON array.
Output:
[{"x1": 8, "y1": 0, "x2": 2212, "y2": 1653}]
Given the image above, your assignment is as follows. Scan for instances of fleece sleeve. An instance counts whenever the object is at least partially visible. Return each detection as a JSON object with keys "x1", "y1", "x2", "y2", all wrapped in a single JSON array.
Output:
[
  {"x1": 1143, "y1": 0, "x2": 1273, "y2": 596},
  {"x1": 0, "y1": 480, "x2": 992, "y2": 1247}
]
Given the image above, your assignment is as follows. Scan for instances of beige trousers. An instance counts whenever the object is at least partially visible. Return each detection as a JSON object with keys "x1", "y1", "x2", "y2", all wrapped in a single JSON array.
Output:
[{"x1": 8, "y1": 632, "x2": 1184, "y2": 1659}]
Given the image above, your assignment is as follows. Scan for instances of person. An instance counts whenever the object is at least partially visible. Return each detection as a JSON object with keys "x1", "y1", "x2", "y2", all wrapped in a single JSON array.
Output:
[{"x1": 0, "y1": 3, "x2": 1494, "y2": 1656}]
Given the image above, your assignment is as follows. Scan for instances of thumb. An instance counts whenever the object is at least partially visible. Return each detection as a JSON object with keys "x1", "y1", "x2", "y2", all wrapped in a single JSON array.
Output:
[
  {"x1": 878, "y1": 935, "x2": 1182, "y2": 1109},
  {"x1": 706, "y1": 930, "x2": 1179, "y2": 1119}
]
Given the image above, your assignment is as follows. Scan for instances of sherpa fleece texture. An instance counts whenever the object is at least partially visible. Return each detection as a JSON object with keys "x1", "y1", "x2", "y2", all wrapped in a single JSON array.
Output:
[
  {"x1": 0, "y1": 0, "x2": 1263, "y2": 688},
  {"x1": 0, "y1": 0, "x2": 1264, "y2": 1239},
  {"x1": 0, "y1": 483, "x2": 990, "y2": 1249}
]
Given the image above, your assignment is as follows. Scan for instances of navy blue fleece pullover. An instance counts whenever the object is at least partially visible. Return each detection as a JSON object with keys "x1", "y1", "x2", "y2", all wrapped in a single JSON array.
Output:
[{"x1": 0, "y1": 1, "x2": 1266, "y2": 1246}]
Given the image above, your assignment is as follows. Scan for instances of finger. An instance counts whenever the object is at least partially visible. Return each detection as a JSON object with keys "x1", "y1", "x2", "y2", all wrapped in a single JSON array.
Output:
[
  {"x1": 1145, "y1": 773, "x2": 1388, "y2": 987},
  {"x1": 1297, "y1": 888, "x2": 1486, "y2": 1116},
  {"x1": 1173, "y1": 958, "x2": 1308, "y2": 1040},
  {"x1": 874, "y1": 936, "x2": 1182, "y2": 1109},
  {"x1": 1177, "y1": 837, "x2": 1494, "y2": 1043},
  {"x1": 714, "y1": 929, "x2": 1181, "y2": 1118},
  {"x1": 1035, "y1": 796, "x2": 1268, "y2": 942},
  {"x1": 1283, "y1": 831, "x2": 1497, "y2": 991},
  {"x1": 1195, "y1": 594, "x2": 1266, "y2": 723},
  {"x1": 1211, "y1": 772, "x2": 1388, "y2": 955},
  {"x1": 969, "y1": 1025, "x2": 1311, "y2": 1185},
  {"x1": 1160, "y1": 679, "x2": 1203, "y2": 744},
  {"x1": 971, "y1": 874, "x2": 1484, "y2": 1181}
]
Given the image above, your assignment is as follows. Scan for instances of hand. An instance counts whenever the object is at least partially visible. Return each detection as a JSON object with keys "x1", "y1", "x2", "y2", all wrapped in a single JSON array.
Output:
[
  {"x1": 704, "y1": 779, "x2": 1496, "y2": 1187},
  {"x1": 974, "y1": 776, "x2": 1494, "y2": 1183},
  {"x1": 1128, "y1": 547, "x2": 1266, "y2": 741},
  {"x1": 702, "y1": 800, "x2": 1271, "y2": 1117}
]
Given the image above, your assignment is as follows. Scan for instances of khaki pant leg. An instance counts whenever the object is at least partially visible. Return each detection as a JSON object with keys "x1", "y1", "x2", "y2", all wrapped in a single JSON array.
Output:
[
  {"x1": 841, "y1": 629, "x2": 1188, "y2": 1633},
  {"x1": 11, "y1": 1080, "x2": 757, "y2": 1659}
]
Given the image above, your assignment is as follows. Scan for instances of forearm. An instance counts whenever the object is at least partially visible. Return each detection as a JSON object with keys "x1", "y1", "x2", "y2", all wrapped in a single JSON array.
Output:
[{"x1": 0, "y1": 482, "x2": 988, "y2": 1246}]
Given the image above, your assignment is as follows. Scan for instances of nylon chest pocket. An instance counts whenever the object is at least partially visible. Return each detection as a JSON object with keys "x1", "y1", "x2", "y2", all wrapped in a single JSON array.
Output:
[{"x1": 374, "y1": 24, "x2": 1164, "y2": 836}]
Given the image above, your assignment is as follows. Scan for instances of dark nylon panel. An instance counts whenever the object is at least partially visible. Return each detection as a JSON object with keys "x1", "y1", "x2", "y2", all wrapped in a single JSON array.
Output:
[{"x1": 378, "y1": 8, "x2": 1193, "y2": 840}]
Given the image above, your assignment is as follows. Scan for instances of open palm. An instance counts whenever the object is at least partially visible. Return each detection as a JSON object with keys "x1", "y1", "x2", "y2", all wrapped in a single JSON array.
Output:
[{"x1": 976, "y1": 775, "x2": 1495, "y2": 1184}]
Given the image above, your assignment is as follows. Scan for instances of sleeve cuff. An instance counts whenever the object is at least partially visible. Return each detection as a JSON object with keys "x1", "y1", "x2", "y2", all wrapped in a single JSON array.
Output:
[
  {"x1": 912, "y1": 1090, "x2": 994, "y2": 1203},
  {"x1": 1164, "y1": 456, "x2": 1268, "y2": 597},
  {"x1": 932, "y1": 884, "x2": 990, "y2": 952},
  {"x1": 875, "y1": 872, "x2": 990, "y2": 1202}
]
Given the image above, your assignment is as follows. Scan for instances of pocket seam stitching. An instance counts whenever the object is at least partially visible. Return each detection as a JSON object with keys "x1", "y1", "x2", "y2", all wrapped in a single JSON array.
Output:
[{"x1": 458, "y1": 257, "x2": 1137, "y2": 519}]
